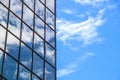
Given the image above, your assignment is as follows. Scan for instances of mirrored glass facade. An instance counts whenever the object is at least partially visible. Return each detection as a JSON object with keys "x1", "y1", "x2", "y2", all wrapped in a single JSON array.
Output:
[{"x1": 0, "y1": 0, "x2": 56, "y2": 80}]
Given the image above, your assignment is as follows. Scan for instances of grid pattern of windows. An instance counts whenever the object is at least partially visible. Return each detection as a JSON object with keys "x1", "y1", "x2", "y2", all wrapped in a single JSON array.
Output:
[{"x1": 0, "y1": 0, "x2": 56, "y2": 80}]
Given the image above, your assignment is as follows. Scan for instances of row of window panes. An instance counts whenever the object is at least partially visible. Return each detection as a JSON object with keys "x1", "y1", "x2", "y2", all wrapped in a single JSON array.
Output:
[
  {"x1": 0, "y1": 51, "x2": 55, "y2": 80},
  {"x1": 1, "y1": 0, "x2": 55, "y2": 30}
]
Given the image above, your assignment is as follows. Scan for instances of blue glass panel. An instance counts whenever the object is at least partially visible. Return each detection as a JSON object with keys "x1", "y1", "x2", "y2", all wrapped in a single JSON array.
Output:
[
  {"x1": 45, "y1": 63, "x2": 55, "y2": 80},
  {"x1": 46, "y1": 0, "x2": 55, "y2": 13},
  {"x1": 23, "y1": 5, "x2": 33, "y2": 28},
  {"x1": 0, "y1": 50, "x2": 3, "y2": 74},
  {"x1": 34, "y1": 33, "x2": 44, "y2": 57},
  {"x1": 8, "y1": 12, "x2": 21, "y2": 38},
  {"x1": 10, "y1": 0, "x2": 22, "y2": 18},
  {"x1": 45, "y1": 43, "x2": 55, "y2": 66},
  {"x1": 22, "y1": 23, "x2": 33, "y2": 48},
  {"x1": 20, "y1": 43, "x2": 32, "y2": 70},
  {"x1": 35, "y1": 0, "x2": 44, "y2": 20},
  {"x1": 3, "y1": 54, "x2": 17, "y2": 80},
  {"x1": 33, "y1": 53, "x2": 44, "y2": 79},
  {"x1": 18, "y1": 65, "x2": 30, "y2": 80},
  {"x1": 0, "y1": 4, "x2": 8, "y2": 27},
  {"x1": 6, "y1": 32, "x2": 19, "y2": 60},
  {"x1": 46, "y1": 9, "x2": 55, "y2": 30},
  {"x1": 35, "y1": 15, "x2": 44, "y2": 38},
  {"x1": 46, "y1": 26, "x2": 55, "y2": 47}
]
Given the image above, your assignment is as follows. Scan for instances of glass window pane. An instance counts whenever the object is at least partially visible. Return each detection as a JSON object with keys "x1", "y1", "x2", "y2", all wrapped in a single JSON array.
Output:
[
  {"x1": 10, "y1": 0, "x2": 22, "y2": 18},
  {"x1": 0, "y1": 26, "x2": 6, "y2": 50},
  {"x1": 3, "y1": 54, "x2": 17, "y2": 80},
  {"x1": 24, "y1": 0, "x2": 34, "y2": 10},
  {"x1": 34, "y1": 33, "x2": 44, "y2": 57},
  {"x1": 23, "y1": 5, "x2": 33, "y2": 28},
  {"x1": 35, "y1": 16, "x2": 44, "y2": 38},
  {"x1": 45, "y1": 63, "x2": 55, "y2": 80},
  {"x1": 8, "y1": 12, "x2": 21, "y2": 38},
  {"x1": 32, "y1": 74, "x2": 41, "y2": 80},
  {"x1": 35, "y1": 0, "x2": 44, "y2": 20},
  {"x1": 18, "y1": 65, "x2": 30, "y2": 80},
  {"x1": 6, "y1": 32, "x2": 19, "y2": 60},
  {"x1": 0, "y1": 4, "x2": 8, "y2": 27},
  {"x1": 0, "y1": 50, "x2": 3, "y2": 74},
  {"x1": 22, "y1": 23, "x2": 33, "y2": 48},
  {"x1": 20, "y1": 43, "x2": 32, "y2": 70},
  {"x1": 46, "y1": 0, "x2": 55, "y2": 13},
  {"x1": 1, "y1": 0, "x2": 9, "y2": 8},
  {"x1": 33, "y1": 53, "x2": 43, "y2": 79},
  {"x1": 46, "y1": 26, "x2": 55, "y2": 47},
  {"x1": 46, "y1": 43, "x2": 55, "y2": 66},
  {"x1": 46, "y1": 9, "x2": 55, "y2": 30}
]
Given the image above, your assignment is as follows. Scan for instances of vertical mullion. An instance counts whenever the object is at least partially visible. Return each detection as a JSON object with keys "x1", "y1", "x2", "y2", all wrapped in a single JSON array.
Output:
[
  {"x1": 43, "y1": 0, "x2": 46, "y2": 79},
  {"x1": 31, "y1": 0, "x2": 36, "y2": 79},
  {"x1": 1, "y1": 0, "x2": 10, "y2": 76},
  {"x1": 16, "y1": 0, "x2": 24, "y2": 80}
]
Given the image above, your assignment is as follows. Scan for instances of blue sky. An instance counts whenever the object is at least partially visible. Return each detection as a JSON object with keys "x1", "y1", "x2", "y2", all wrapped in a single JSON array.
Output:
[{"x1": 56, "y1": 0, "x2": 120, "y2": 80}]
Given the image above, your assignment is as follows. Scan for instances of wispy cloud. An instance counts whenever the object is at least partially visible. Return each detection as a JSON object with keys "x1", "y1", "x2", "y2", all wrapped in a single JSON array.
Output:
[
  {"x1": 57, "y1": 64, "x2": 76, "y2": 78},
  {"x1": 62, "y1": 8, "x2": 73, "y2": 14},
  {"x1": 74, "y1": 0, "x2": 109, "y2": 6},
  {"x1": 57, "y1": 52, "x2": 94, "y2": 78},
  {"x1": 57, "y1": 9, "x2": 105, "y2": 46}
]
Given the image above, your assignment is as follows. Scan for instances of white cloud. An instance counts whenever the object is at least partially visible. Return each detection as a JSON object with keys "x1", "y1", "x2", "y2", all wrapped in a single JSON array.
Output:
[
  {"x1": 75, "y1": 0, "x2": 109, "y2": 6},
  {"x1": 57, "y1": 52, "x2": 94, "y2": 78},
  {"x1": 57, "y1": 9, "x2": 105, "y2": 46},
  {"x1": 57, "y1": 65, "x2": 76, "y2": 78},
  {"x1": 62, "y1": 8, "x2": 73, "y2": 14}
]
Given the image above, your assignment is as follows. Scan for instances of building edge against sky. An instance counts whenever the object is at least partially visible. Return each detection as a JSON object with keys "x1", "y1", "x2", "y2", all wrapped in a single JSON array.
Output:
[{"x1": 0, "y1": 0, "x2": 56, "y2": 80}]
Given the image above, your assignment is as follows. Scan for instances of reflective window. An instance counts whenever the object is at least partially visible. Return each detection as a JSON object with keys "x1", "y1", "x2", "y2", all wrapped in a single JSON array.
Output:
[
  {"x1": 23, "y1": 5, "x2": 33, "y2": 28},
  {"x1": 46, "y1": 9, "x2": 55, "y2": 30},
  {"x1": 3, "y1": 54, "x2": 17, "y2": 80},
  {"x1": 22, "y1": 23, "x2": 33, "y2": 48},
  {"x1": 8, "y1": 12, "x2": 21, "y2": 38},
  {"x1": 46, "y1": 26, "x2": 55, "y2": 47},
  {"x1": 18, "y1": 65, "x2": 30, "y2": 80},
  {"x1": 45, "y1": 63, "x2": 55, "y2": 80},
  {"x1": 10, "y1": 0, "x2": 22, "y2": 18},
  {"x1": 32, "y1": 74, "x2": 40, "y2": 80},
  {"x1": 20, "y1": 43, "x2": 32, "y2": 70},
  {"x1": 0, "y1": 4, "x2": 8, "y2": 27},
  {"x1": 1, "y1": 0, "x2": 9, "y2": 8},
  {"x1": 0, "y1": 50, "x2": 3, "y2": 74},
  {"x1": 6, "y1": 32, "x2": 19, "y2": 60},
  {"x1": 35, "y1": 0, "x2": 44, "y2": 20},
  {"x1": 34, "y1": 33, "x2": 44, "y2": 57},
  {"x1": 46, "y1": 0, "x2": 55, "y2": 13},
  {"x1": 24, "y1": 0, "x2": 34, "y2": 10},
  {"x1": 35, "y1": 15, "x2": 44, "y2": 38},
  {"x1": 0, "y1": 26, "x2": 6, "y2": 50},
  {"x1": 33, "y1": 53, "x2": 44, "y2": 79},
  {"x1": 46, "y1": 43, "x2": 55, "y2": 66}
]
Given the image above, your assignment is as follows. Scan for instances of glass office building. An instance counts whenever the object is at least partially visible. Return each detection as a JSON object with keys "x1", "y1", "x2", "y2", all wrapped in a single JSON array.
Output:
[{"x1": 0, "y1": 0, "x2": 56, "y2": 80}]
